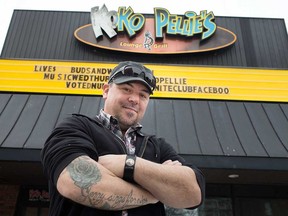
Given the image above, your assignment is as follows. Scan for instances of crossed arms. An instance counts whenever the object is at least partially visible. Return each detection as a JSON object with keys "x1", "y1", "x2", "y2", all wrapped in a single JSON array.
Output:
[{"x1": 56, "y1": 154, "x2": 203, "y2": 211}]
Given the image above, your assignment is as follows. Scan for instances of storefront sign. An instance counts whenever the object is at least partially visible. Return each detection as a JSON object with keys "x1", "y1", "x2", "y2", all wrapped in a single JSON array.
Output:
[
  {"x1": 1, "y1": 59, "x2": 287, "y2": 102},
  {"x1": 29, "y1": 189, "x2": 50, "y2": 202},
  {"x1": 74, "y1": 5, "x2": 237, "y2": 54}
]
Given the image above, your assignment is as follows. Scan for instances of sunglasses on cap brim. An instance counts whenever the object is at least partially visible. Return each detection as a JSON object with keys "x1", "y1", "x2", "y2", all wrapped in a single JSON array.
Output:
[{"x1": 108, "y1": 65, "x2": 156, "y2": 91}]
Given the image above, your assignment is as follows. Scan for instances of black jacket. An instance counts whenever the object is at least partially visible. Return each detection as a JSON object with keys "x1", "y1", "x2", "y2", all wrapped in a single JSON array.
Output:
[{"x1": 41, "y1": 114, "x2": 205, "y2": 216}]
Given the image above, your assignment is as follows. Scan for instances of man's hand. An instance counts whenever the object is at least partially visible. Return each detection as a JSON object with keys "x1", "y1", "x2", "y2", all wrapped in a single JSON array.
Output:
[
  {"x1": 162, "y1": 159, "x2": 182, "y2": 166},
  {"x1": 98, "y1": 154, "x2": 159, "y2": 204},
  {"x1": 98, "y1": 154, "x2": 126, "y2": 178}
]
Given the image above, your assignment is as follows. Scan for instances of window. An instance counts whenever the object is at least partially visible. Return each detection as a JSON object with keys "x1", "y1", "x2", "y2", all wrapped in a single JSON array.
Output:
[
  {"x1": 235, "y1": 198, "x2": 288, "y2": 216},
  {"x1": 198, "y1": 198, "x2": 233, "y2": 216},
  {"x1": 14, "y1": 186, "x2": 49, "y2": 216},
  {"x1": 165, "y1": 198, "x2": 233, "y2": 216}
]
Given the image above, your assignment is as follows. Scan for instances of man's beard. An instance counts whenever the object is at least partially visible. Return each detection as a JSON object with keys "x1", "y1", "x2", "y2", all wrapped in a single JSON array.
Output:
[{"x1": 116, "y1": 111, "x2": 138, "y2": 131}]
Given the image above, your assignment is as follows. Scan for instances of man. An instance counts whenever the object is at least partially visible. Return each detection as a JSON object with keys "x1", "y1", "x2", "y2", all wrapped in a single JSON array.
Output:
[{"x1": 41, "y1": 61, "x2": 205, "y2": 216}]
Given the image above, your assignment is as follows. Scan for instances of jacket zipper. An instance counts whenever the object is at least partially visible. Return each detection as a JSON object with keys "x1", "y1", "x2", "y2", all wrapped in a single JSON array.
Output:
[
  {"x1": 138, "y1": 136, "x2": 149, "y2": 157},
  {"x1": 113, "y1": 135, "x2": 127, "y2": 154},
  {"x1": 100, "y1": 123, "x2": 127, "y2": 154},
  {"x1": 91, "y1": 115, "x2": 149, "y2": 155},
  {"x1": 111, "y1": 132, "x2": 150, "y2": 157},
  {"x1": 87, "y1": 115, "x2": 128, "y2": 154}
]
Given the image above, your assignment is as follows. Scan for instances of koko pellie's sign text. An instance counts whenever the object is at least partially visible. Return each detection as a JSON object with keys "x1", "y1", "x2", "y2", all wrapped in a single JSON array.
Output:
[{"x1": 74, "y1": 5, "x2": 237, "y2": 54}]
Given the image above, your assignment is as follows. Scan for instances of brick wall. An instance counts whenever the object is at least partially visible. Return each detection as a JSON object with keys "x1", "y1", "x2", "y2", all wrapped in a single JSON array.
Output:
[{"x1": 0, "y1": 184, "x2": 20, "y2": 216}]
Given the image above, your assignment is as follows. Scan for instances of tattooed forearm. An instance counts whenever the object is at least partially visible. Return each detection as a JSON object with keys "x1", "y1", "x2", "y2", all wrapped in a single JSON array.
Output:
[
  {"x1": 98, "y1": 190, "x2": 149, "y2": 210},
  {"x1": 106, "y1": 190, "x2": 148, "y2": 209},
  {"x1": 87, "y1": 190, "x2": 148, "y2": 210},
  {"x1": 67, "y1": 156, "x2": 102, "y2": 201},
  {"x1": 66, "y1": 156, "x2": 149, "y2": 210}
]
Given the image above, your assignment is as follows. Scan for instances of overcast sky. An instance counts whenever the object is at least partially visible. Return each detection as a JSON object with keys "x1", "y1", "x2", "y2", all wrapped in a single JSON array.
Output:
[{"x1": 0, "y1": 0, "x2": 287, "y2": 53}]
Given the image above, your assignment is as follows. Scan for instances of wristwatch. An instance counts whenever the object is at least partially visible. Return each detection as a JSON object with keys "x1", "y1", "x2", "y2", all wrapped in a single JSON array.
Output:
[{"x1": 123, "y1": 155, "x2": 136, "y2": 183}]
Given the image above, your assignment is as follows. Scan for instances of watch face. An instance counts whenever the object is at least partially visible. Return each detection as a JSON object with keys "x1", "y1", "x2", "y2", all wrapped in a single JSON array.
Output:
[{"x1": 126, "y1": 158, "x2": 135, "y2": 166}]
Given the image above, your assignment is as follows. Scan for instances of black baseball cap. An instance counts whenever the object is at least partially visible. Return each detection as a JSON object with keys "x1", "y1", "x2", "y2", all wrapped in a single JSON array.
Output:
[{"x1": 108, "y1": 61, "x2": 156, "y2": 94}]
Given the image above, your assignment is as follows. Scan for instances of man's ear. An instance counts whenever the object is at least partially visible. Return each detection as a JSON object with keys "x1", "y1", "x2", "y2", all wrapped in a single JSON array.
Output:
[{"x1": 102, "y1": 83, "x2": 110, "y2": 99}]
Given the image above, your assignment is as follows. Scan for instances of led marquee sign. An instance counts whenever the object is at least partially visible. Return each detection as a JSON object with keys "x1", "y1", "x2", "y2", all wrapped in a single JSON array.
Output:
[
  {"x1": 74, "y1": 5, "x2": 237, "y2": 54},
  {"x1": 1, "y1": 59, "x2": 287, "y2": 102}
]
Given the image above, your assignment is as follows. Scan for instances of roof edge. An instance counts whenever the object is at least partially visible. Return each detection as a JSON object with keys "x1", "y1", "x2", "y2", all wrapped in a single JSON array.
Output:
[
  {"x1": 0, "y1": 148, "x2": 41, "y2": 162},
  {"x1": 181, "y1": 155, "x2": 288, "y2": 171}
]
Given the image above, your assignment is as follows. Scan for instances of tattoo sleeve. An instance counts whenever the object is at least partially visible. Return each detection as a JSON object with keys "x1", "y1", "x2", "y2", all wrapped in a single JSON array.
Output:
[
  {"x1": 66, "y1": 156, "x2": 148, "y2": 210},
  {"x1": 67, "y1": 156, "x2": 102, "y2": 204}
]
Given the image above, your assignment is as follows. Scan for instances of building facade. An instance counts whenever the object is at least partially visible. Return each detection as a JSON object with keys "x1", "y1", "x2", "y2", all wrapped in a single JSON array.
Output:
[{"x1": 0, "y1": 9, "x2": 288, "y2": 216}]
